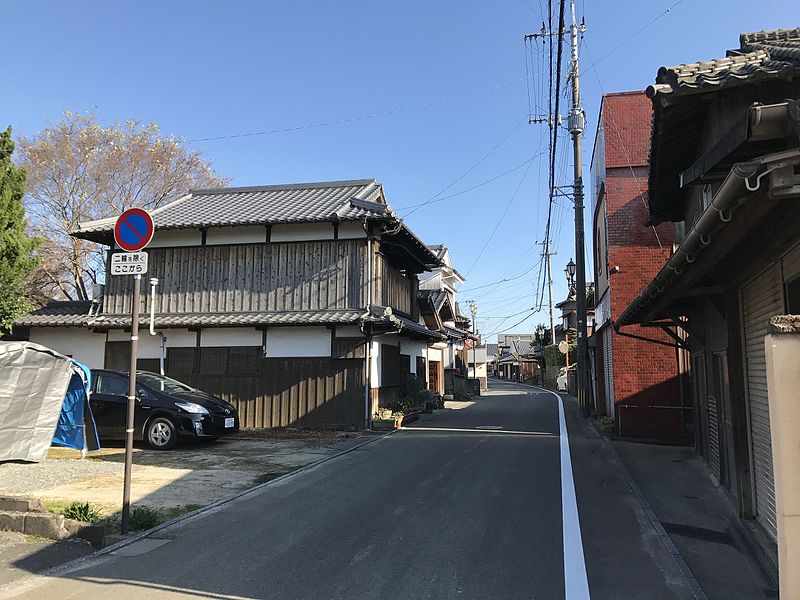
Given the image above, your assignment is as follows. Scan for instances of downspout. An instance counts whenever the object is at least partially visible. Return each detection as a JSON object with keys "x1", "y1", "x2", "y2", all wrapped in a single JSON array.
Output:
[
  {"x1": 360, "y1": 220, "x2": 373, "y2": 430},
  {"x1": 148, "y1": 278, "x2": 166, "y2": 376}
]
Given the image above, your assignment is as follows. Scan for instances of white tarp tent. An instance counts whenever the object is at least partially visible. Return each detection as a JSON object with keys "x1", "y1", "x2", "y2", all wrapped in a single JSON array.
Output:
[{"x1": 0, "y1": 342, "x2": 91, "y2": 461}]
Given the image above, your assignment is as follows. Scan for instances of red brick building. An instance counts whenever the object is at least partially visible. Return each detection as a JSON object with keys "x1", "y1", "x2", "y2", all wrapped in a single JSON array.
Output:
[{"x1": 590, "y1": 91, "x2": 684, "y2": 438}]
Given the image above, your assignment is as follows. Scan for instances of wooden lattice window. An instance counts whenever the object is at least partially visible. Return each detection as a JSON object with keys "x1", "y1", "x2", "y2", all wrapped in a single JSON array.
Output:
[
  {"x1": 167, "y1": 348, "x2": 195, "y2": 374},
  {"x1": 229, "y1": 347, "x2": 258, "y2": 375},
  {"x1": 200, "y1": 347, "x2": 227, "y2": 375}
]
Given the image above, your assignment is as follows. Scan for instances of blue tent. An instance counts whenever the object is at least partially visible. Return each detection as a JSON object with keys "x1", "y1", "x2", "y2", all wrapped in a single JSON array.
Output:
[{"x1": 52, "y1": 360, "x2": 100, "y2": 453}]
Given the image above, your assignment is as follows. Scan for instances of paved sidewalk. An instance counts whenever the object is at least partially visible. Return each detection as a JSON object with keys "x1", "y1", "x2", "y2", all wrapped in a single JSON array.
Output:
[{"x1": 612, "y1": 440, "x2": 778, "y2": 600}]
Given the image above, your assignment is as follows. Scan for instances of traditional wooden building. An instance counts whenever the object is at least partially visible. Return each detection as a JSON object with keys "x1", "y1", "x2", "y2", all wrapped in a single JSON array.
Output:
[
  {"x1": 16, "y1": 179, "x2": 444, "y2": 429},
  {"x1": 616, "y1": 28, "x2": 800, "y2": 554}
]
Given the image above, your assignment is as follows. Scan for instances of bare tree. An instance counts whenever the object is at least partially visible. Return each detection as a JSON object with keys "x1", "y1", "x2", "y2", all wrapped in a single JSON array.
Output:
[{"x1": 18, "y1": 111, "x2": 227, "y2": 301}]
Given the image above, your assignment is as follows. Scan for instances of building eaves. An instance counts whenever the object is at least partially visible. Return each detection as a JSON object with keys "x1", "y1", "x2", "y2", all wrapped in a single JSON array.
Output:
[
  {"x1": 645, "y1": 27, "x2": 800, "y2": 225},
  {"x1": 646, "y1": 28, "x2": 800, "y2": 100}
]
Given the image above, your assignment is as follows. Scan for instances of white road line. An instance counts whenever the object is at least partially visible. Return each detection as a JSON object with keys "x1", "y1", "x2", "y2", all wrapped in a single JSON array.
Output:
[{"x1": 535, "y1": 386, "x2": 591, "y2": 600}]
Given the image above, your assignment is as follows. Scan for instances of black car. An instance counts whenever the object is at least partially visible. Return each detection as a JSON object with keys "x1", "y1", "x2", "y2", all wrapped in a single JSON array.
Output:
[{"x1": 89, "y1": 370, "x2": 239, "y2": 450}]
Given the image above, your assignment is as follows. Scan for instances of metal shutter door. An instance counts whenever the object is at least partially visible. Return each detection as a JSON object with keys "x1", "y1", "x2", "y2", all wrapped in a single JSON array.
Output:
[
  {"x1": 741, "y1": 263, "x2": 784, "y2": 540},
  {"x1": 782, "y1": 242, "x2": 800, "y2": 281},
  {"x1": 707, "y1": 375, "x2": 721, "y2": 481},
  {"x1": 603, "y1": 327, "x2": 614, "y2": 417}
]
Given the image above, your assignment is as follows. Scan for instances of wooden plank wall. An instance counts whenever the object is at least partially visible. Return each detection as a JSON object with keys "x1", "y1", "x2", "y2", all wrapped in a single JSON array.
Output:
[
  {"x1": 374, "y1": 252, "x2": 413, "y2": 316},
  {"x1": 167, "y1": 349, "x2": 364, "y2": 429},
  {"x1": 103, "y1": 240, "x2": 366, "y2": 315}
]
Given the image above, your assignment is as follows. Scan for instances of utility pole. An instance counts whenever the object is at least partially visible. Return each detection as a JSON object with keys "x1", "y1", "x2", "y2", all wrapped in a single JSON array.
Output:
[
  {"x1": 545, "y1": 239, "x2": 556, "y2": 346},
  {"x1": 469, "y1": 301, "x2": 478, "y2": 382},
  {"x1": 536, "y1": 239, "x2": 557, "y2": 345},
  {"x1": 567, "y1": 0, "x2": 591, "y2": 416}
]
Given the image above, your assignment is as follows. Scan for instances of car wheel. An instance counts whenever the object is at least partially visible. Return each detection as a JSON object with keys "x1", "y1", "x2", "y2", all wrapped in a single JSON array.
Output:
[{"x1": 145, "y1": 417, "x2": 178, "y2": 450}]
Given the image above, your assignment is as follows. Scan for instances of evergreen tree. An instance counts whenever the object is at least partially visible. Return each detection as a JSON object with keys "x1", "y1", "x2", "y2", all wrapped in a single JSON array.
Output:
[{"x1": 0, "y1": 126, "x2": 40, "y2": 334}]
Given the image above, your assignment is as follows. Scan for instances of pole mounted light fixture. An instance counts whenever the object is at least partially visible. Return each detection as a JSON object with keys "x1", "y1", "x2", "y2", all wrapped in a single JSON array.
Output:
[{"x1": 565, "y1": 258, "x2": 576, "y2": 280}]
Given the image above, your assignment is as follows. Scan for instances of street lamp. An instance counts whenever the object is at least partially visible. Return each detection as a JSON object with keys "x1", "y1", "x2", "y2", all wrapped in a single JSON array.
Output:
[{"x1": 565, "y1": 259, "x2": 576, "y2": 290}]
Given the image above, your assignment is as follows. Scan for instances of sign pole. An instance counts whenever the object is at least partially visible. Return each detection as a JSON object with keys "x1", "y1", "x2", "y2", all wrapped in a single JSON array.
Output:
[{"x1": 121, "y1": 272, "x2": 141, "y2": 535}]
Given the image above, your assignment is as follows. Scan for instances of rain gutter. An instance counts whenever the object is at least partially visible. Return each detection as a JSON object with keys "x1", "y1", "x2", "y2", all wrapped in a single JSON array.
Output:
[{"x1": 616, "y1": 148, "x2": 800, "y2": 329}]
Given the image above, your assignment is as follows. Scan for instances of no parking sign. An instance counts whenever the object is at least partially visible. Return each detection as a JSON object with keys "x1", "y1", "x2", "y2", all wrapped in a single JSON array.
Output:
[{"x1": 114, "y1": 208, "x2": 154, "y2": 252}]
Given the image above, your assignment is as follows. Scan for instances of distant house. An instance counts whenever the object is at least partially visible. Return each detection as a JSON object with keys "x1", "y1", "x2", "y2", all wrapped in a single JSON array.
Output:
[
  {"x1": 496, "y1": 336, "x2": 539, "y2": 382},
  {"x1": 589, "y1": 91, "x2": 682, "y2": 439},
  {"x1": 555, "y1": 283, "x2": 595, "y2": 344},
  {"x1": 16, "y1": 179, "x2": 444, "y2": 430},
  {"x1": 418, "y1": 244, "x2": 481, "y2": 392},
  {"x1": 616, "y1": 28, "x2": 800, "y2": 546}
]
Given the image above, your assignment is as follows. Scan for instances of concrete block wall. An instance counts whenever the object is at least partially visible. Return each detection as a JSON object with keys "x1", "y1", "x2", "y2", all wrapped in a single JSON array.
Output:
[{"x1": 601, "y1": 92, "x2": 683, "y2": 438}]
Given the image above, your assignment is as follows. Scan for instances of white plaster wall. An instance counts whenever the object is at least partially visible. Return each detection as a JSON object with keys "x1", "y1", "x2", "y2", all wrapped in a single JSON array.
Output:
[
  {"x1": 338, "y1": 222, "x2": 367, "y2": 239},
  {"x1": 265, "y1": 327, "x2": 331, "y2": 357},
  {"x1": 335, "y1": 325, "x2": 363, "y2": 338},
  {"x1": 201, "y1": 328, "x2": 262, "y2": 347},
  {"x1": 369, "y1": 340, "x2": 382, "y2": 388},
  {"x1": 28, "y1": 327, "x2": 107, "y2": 369},
  {"x1": 206, "y1": 226, "x2": 266, "y2": 245},
  {"x1": 398, "y1": 339, "x2": 427, "y2": 375},
  {"x1": 143, "y1": 229, "x2": 202, "y2": 248},
  {"x1": 427, "y1": 347, "x2": 443, "y2": 363},
  {"x1": 368, "y1": 334, "x2": 400, "y2": 389},
  {"x1": 107, "y1": 328, "x2": 197, "y2": 359},
  {"x1": 271, "y1": 223, "x2": 333, "y2": 242}
]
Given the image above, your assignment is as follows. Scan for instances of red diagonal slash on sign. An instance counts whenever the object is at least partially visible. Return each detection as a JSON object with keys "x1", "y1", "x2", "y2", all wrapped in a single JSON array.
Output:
[{"x1": 120, "y1": 216, "x2": 146, "y2": 242}]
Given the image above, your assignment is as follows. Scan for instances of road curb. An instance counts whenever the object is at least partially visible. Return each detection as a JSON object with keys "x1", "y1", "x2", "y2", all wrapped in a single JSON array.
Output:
[
  {"x1": 0, "y1": 430, "x2": 396, "y2": 597},
  {"x1": 599, "y1": 434, "x2": 709, "y2": 600}
]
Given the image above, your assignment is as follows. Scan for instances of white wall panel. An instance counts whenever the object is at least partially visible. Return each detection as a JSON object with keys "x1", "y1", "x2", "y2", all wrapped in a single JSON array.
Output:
[
  {"x1": 265, "y1": 327, "x2": 331, "y2": 358},
  {"x1": 28, "y1": 327, "x2": 106, "y2": 369},
  {"x1": 206, "y1": 226, "x2": 266, "y2": 245},
  {"x1": 271, "y1": 223, "x2": 333, "y2": 242}
]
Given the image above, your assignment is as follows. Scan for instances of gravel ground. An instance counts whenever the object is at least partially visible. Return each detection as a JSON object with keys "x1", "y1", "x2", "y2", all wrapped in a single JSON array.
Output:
[
  {"x1": 0, "y1": 436, "x2": 368, "y2": 510},
  {"x1": 0, "y1": 458, "x2": 123, "y2": 496}
]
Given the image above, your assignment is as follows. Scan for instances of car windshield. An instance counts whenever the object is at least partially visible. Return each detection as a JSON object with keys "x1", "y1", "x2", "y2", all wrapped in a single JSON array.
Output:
[{"x1": 136, "y1": 372, "x2": 195, "y2": 394}]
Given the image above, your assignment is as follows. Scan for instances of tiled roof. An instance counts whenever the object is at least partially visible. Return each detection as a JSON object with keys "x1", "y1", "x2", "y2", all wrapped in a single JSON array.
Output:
[
  {"x1": 513, "y1": 340, "x2": 537, "y2": 357},
  {"x1": 427, "y1": 244, "x2": 447, "y2": 261},
  {"x1": 392, "y1": 315, "x2": 445, "y2": 341},
  {"x1": 15, "y1": 301, "x2": 94, "y2": 326},
  {"x1": 646, "y1": 27, "x2": 800, "y2": 225},
  {"x1": 418, "y1": 289, "x2": 450, "y2": 313},
  {"x1": 647, "y1": 28, "x2": 800, "y2": 98},
  {"x1": 17, "y1": 308, "x2": 368, "y2": 329},
  {"x1": 18, "y1": 303, "x2": 445, "y2": 341},
  {"x1": 74, "y1": 179, "x2": 388, "y2": 238}
]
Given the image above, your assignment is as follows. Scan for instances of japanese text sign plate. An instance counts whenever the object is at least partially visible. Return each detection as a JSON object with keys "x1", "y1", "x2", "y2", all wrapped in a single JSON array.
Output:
[{"x1": 111, "y1": 251, "x2": 148, "y2": 275}]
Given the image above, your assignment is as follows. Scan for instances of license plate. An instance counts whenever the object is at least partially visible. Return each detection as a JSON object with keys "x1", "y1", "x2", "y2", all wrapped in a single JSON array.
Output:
[{"x1": 224, "y1": 418, "x2": 235, "y2": 428}]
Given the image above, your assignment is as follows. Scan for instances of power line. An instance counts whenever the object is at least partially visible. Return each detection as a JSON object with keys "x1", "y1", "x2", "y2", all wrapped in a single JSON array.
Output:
[
  {"x1": 186, "y1": 78, "x2": 525, "y2": 143},
  {"x1": 399, "y1": 117, "x2": 526, "y2": 216},
  {"x1": 464, "y1": 149, "x2": 537, "y2": 277},
  {"x1": 579, "y1": 0, "x2": 686, "y2": 75},
  {"x1": 459, "y1": 259, "x2": 541, "y2": 292}
]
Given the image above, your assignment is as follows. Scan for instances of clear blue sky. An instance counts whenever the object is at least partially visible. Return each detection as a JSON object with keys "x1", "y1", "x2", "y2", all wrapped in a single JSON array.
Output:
[{"x1": 5, "y1": 1, "x2": 798, "y2": 340}]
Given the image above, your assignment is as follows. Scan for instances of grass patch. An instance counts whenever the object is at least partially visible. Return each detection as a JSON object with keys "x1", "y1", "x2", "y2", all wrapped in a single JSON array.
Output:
[
  {"x1": 128, "y1": 506, "x2": 161, "y2": 531},
  {"x1": 43, "y1": 500, "x2": 105, "y2": 524},
  {"x1": 61, "y1": 501, "x2": 104, "y2": 524}
]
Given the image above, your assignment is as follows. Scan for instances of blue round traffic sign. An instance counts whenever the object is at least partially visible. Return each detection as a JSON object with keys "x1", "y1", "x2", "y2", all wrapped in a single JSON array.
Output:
[{"x1": 114, "y1": 208, "x2": 154, "y2": 252}]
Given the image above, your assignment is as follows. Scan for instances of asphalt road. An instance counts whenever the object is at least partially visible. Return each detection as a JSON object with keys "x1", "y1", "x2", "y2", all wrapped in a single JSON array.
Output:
[{"x1": 5, "y1": 380, "x2": 693, "y2": 600}]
